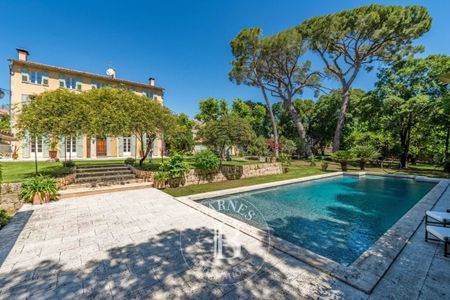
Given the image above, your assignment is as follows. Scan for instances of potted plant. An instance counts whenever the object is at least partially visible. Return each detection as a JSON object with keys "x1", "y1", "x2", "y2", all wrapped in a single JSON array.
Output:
[
  {"x1": 19, "y1": 176, "x2": 58, "y2": 205},
  {"x1": 153, "y1": 171, "x2": 169, "y2": 189},
  {"x1": 11, "y1": 144, "x2": 18, "y2": 160},
  {"x1": 351, "y1": 145, "x2": 380, "y2": 170},
  {"x1": 320, "y1": 157, "x2": 329, "y2": 171},
  {"x1": 49, "y1": 140, "x2": 58, "y2": 159},
  {"x1": 331, "y1": 150, "x2": 354, "y2": 172}
]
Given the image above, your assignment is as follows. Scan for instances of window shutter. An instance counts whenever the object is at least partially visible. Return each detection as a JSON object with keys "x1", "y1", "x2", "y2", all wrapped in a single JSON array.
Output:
[
  {"x1": 22, "y1": 133, "x2": 30, "y2": 159},
  {"x1": 153, "y1": 138, "x2": 159, "y2": 155},
  {"x1": 131, "y1": 136, "x2": 136, "y2": 157},
  {"x1": 42, "y1": 137, "x2": 49, "y2": 158},
  {"x1": 76, "y1": 136, "x2": 83, "y2": 158},
  {"x1": 59, "y1": 136, "x2": 66, "y2": 160},
  {"x1": 118, "y1": 137, "x2": 124, "y2": 157},
  {"x1": 106, "y1": 137, "x2": 112, "y2": 157}
]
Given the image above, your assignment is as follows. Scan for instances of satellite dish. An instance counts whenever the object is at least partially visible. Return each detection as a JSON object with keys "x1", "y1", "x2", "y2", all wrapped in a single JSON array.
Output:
[{"x1": 106, "y1": 68, "x2": 116, "y2": 78}]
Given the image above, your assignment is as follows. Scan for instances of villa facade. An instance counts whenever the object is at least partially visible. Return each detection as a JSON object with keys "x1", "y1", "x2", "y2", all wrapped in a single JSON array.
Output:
[{"x1": 9, "y1": 48, "x2": 164, "y2": 160}]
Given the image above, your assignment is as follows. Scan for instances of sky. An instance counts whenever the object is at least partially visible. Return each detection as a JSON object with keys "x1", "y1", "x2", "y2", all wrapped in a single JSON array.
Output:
[{"x1": 0, "y1": 0, "x2": 449, "y2": 117}]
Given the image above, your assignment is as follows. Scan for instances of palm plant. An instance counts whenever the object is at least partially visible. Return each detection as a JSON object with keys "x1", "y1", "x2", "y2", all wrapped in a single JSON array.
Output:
[
  {"x1": 331, "y1": 150, "x2": 354, "y2": 171},
  {"x1": 351, "y1": 145, "x2": 380, "y2": 170}
]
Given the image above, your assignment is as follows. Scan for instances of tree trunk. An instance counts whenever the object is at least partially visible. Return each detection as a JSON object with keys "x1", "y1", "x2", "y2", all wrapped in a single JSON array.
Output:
[
  {"x1": 445, "y1": 125, "x2": 450, "y2": 160},
  {"x1": 139, "y1": 137, "x2": 154, "y2": 166},
  {"x1": 332, "y1": 90, "x2": 351, "y2": 152},
  {"x1": 260, "y1": 86, "x2": 279, "y2": 158},
  {"x1": 399, "y1": 127, "x2": 410, "y2": 169},
  {"x1": 285, "y1": 98, "x2": 312, "y2": 157}
]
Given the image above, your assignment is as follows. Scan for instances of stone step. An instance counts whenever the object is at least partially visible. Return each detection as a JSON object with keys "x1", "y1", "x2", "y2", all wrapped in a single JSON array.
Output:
[
  {"x1": 75, "y1": 174, "x2": 136, "y2": 183},
  {"x1": 76, "y1": 170, "x2": 134, "y2": 178},
  {"x1": 58, "y1": 182, "x2": 153, "y2": 199},
  {"x1": 64, "y1": 178, "x2": 146, "y2": 190},
  {"x1": 76, "y1": 163, "x2": 128, "y2": 168},
  {"x1": 76, "y1": 165, "x2": 130, "y2": 172}
]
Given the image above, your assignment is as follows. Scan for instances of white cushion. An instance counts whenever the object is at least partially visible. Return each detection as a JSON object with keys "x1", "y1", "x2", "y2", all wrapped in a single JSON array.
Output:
[
  {"x1": 427, "y1": 225, "x2": 450, "y2": 241},
  {"x1": 426, "y1": 211, "x2": 450, "y2": 223}
]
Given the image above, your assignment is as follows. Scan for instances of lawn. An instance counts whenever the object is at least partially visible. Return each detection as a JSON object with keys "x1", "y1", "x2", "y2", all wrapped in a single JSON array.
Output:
[
  {"x1": 164, "y1": 160, "x2": 450, "y2": 197},
  {"x1": 0, "y1": 157, "x2": 256, "y2": 183}
]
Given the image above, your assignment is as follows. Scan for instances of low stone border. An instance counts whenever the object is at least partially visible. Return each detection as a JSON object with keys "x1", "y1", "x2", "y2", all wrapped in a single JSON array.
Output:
[
  {"x1": 174, "y1": 172, "x2": 449, "y2": 294},
  {"x1": 131, "y1": 163, "x2": 284, "y2": 187}
]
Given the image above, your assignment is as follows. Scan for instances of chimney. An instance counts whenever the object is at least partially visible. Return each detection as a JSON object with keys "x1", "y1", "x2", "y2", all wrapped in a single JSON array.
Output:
[
  {"x1": 149, "y1": 77, "x2": 155, "y2": 86},
  {"x1": 17, "y1": 48, "x2": 29, "y2": 61}
]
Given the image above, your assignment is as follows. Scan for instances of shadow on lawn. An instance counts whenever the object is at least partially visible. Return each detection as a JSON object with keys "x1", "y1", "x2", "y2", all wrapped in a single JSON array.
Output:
[{"x1": 0, "y1": 227, "x2": 328, "y2": 299}]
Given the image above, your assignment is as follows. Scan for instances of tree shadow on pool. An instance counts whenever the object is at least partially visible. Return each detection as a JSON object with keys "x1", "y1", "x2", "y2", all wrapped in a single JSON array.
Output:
[{"x1": 0, "y1": 226, "x2": 335, "y2": 299}]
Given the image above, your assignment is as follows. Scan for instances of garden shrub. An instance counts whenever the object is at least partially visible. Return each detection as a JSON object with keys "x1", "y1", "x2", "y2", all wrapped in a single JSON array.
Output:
[
  {"x1": 135, "y1": 162, "x2": 161, "y2": 171},
  {"x1": 0, "y1": 210, "x2": 11, "y2": 230},
  {"x1": 124, "y1": 158, "x2": 136, "y2": 165},
  {"x1": 193, "y1": 150, "x2": 220, "y2": 171},
  {"x1": 248, "y1": 136, "x2": 270, "y2": 157},
  {"x1": 62, "y1": 160, "x2": 75, "y2": 168},
  {"x1": 159, "y1": 154, "x2": 189, "y2": 179}
]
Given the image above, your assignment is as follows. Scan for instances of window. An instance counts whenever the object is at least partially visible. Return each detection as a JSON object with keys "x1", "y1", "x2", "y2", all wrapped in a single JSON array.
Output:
[
  {"x1": 123, "y1": 137, "x2": 131, "y2": 155},
  {"x1": 31, "y1": 136, "x2": 43, "y2": 157},
  {"x1": 66, "y1": 137, "x2": 76, "y2": 155},
  {"x1": 92, "y1": 81, "x2": 109, "y2": 89},
  {"x1": 21, "y1": 67, "x2": 29, "y2": 82},
  {"x1": 144, "y1": 91, "x2": 155, "y2": 99},
  {"x1": 65, "y1": 77, "x2": 76, "y2": 89},
  {"x1": 30, "y1": 71, "x2": 42, "y2": 84}
]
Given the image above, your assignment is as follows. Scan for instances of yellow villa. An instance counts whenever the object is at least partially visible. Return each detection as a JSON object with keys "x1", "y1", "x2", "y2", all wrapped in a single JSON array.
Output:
[{"x1": 9, "y1": 48, "x2": 164, "y2": 160}]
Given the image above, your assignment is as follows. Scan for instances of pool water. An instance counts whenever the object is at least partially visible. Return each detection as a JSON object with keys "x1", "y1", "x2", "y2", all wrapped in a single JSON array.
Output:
[{"x1": 200, "y1": 175, "x2": 436, "y2": 265}]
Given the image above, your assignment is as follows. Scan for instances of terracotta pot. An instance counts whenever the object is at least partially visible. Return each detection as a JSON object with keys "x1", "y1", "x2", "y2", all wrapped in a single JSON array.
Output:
[
  {"x1": 321, "y1": 163, "x2": 328, "y2": 171},
  {"x1": 32, "y1": 193, "x2": 41, "y2": 205},
  {"x1": 41, "y1": 192, "x2": 51, "y2": 203},
  {"x1": 271, "y1": 156, "x2": 277, "y2": 163},
  {"x1": 12, "y1": 153, "x2": 18, "y2": 160},
  {"x1": 49, "y1": 150, "x2": 58, "y2": 159}
]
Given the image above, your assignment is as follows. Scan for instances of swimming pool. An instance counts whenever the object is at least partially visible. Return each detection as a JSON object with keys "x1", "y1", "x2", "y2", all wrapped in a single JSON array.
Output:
[{"x1": 200, "y1": 175, "x2": 436, "y2": 265}]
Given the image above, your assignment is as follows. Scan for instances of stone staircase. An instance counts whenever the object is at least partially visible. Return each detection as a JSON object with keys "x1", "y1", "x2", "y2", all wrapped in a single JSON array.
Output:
[
  {"x1": 58, "y1": 164, "x2": 151, "y2": 199},
  {"x1": 74, "y1": 164, "x2": 140, "y2": 185}
]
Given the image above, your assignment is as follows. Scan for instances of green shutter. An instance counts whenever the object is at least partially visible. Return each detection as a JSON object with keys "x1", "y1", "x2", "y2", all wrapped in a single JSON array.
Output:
[
  {"x1": 106, "y1": 137, "x2": 112, "y2": 157},
  {"x1": 76, "y1": 136, "x2": 83, "y2": 158},
  {"x1": 42, "y1": 137, "x2": 49, "y2": 159},
  {"x1": 59, "y1": 136, "x2": 66, "y2": 159},
  {"x1": 22, "y1": 133, "x2": 30, "y2": 159},
  {"x1": 153, "y1": 138, "x2": 158, "y2": 155},
  {"x1": 131, "y1": 136, "x2": 136, "y2": 157},
  {"x1": 118, "y1": 137, "x2": 124, "y2": 157}
]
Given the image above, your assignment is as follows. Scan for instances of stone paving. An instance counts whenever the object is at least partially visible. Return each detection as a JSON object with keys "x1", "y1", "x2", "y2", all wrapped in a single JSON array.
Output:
[{"x1": 0, "y1": 186, "x2": 448, "y2": 299}]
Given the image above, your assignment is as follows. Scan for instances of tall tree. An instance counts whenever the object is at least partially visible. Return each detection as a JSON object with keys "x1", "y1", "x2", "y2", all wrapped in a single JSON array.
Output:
[
  {"x1": 298, "y1": 4, "x2": 432, "y2": 151},
  {"x1": 373, "y1": 55, "x2": 450, "y2": 168},
  {"x1": 229, "y1": 28, "x2": 280, "y2": 157},
  {"x1": 195, "y1": 97, "x2": 229, "y2": 122},
  {"x1": 231, "y1": 98, "x2": 267, "y2": 136},
  {"x1": 259, "y1": 29, "x2": 321, "y2": 157}
]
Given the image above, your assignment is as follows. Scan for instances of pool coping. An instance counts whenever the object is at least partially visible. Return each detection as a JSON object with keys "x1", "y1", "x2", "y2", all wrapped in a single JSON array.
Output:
[{"x1": 174, "y1": 172, "x2": 449, "y2": 294}]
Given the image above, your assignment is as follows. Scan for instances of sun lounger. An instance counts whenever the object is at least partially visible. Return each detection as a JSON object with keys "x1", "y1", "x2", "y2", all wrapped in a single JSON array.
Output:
[
  {"x1": 425, "y1": 225, "x2": 450, "y2": 257},
  {"x1": 425, "y1": 210, "x2": 450, "y2": 227}
]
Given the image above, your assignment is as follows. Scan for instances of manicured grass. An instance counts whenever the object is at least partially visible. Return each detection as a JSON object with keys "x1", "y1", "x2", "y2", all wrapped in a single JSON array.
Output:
[
  {"x1": 164, "y1": 160, "x2": 450, "y2": 197},
  {"x1": 0, "y1": 158, "x2": 256, "y2": 183}
]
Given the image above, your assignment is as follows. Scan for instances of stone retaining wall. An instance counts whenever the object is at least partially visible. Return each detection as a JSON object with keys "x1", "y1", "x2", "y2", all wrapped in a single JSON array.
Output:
[
  {"x1": 132, "y1": 163, "x2": 283, "y2": 187},
  {"x1": 0, "y1": 183, "x2": 22, "y2": 214}
]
